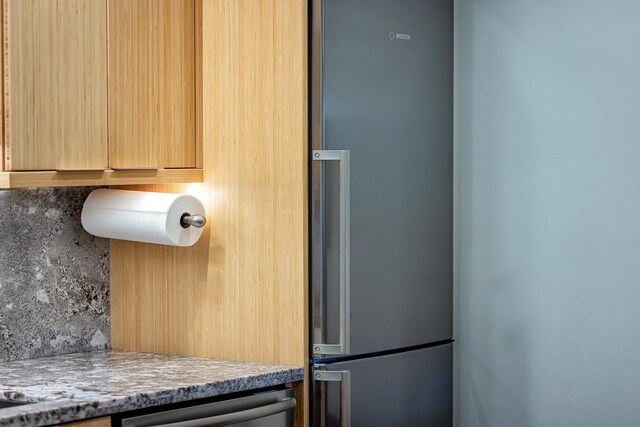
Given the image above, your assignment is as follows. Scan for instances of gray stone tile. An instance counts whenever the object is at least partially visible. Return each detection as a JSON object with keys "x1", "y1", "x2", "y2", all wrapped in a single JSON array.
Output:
[{"x1": 0, "y1": 188, "x2": 109, "y2": 361}]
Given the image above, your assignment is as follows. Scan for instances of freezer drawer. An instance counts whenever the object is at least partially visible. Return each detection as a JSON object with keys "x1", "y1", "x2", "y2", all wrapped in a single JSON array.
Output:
[
  {"x1": 115, "y1": 389, "x2": 295, "y2": 427},
  {"x1": 312, "y1": 344, "x2": 452, "y2": 427}
]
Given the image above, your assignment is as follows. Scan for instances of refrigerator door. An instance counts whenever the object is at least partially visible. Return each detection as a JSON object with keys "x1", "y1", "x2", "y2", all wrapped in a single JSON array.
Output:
[
  {"x1": 312, "y1": 344, "x2": 453, "y2": 427},
  {"x1": 311, "y1": 0, "x2": 453, "y2": 357}
]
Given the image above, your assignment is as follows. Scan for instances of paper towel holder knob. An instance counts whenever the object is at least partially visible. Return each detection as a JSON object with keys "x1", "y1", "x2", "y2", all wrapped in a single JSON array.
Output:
[{"x1": 180, "y1": 213, "x2": 207, "y2": 229}]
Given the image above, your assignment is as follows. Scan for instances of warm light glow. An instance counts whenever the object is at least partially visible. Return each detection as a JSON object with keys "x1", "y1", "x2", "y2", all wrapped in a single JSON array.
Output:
[
  {"x1": 183, "y1": 182, "x2": 224, "y2": 211},
  {"x1": 184, "y1": 183, "x2": 209, "y2": 208},
  {"x1": 185, "y1": 182, "x2": 204, "y2": 196}
]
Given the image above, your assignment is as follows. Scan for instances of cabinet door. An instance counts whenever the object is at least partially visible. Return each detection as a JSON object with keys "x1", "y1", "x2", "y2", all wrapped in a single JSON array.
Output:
[
  {"x1": 4, "y1": 0, "x2": 108, "y2": 171},
  {"x1": 108, "y1": 0, "x2": 196, "y2": 170},
  {"x1": 60, "y1": 416, "x2": 111, "y2": 427}
]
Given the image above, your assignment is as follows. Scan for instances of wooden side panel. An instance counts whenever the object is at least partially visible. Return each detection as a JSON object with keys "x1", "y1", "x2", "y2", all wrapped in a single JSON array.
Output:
[
  {"x1": 59, "y1": 417, "x2": 111, "y2": 427},
  {"x1": 5, "y1": 0, "x2": 108, "y2": 171},
  {"x1": 108, "y1": 0, "x2": 196, "y2": 169},
  {"x1": 111, "y1": 0, "x2": 307, "y2": 370}
]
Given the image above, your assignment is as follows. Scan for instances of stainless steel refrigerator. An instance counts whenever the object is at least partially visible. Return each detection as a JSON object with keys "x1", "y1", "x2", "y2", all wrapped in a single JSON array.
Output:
[{"x1": 310, "y1": 0, "x2": 453, "y2": 426}]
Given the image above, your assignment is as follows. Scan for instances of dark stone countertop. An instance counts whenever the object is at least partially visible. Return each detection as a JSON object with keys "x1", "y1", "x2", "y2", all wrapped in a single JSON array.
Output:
[{"x1": 0, "y1": 350, "x2": 304, "y2": 427}]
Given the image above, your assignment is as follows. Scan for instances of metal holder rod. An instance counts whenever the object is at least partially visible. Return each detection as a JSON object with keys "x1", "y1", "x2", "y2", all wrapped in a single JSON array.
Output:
[{"x1": 180, "y1": 213, "x2": 207, "y2": 229}]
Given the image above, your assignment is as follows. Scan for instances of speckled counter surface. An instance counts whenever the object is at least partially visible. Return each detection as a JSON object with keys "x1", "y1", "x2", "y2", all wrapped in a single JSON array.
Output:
[{"x1": 0, "y1": 350, "x2": 304, "y2": 427}]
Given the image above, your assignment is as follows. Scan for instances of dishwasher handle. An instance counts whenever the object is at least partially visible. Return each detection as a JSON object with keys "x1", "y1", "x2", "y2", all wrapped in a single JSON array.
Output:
[{"x1": 151, "y1": 397, "x2": 296, "y2": 427}]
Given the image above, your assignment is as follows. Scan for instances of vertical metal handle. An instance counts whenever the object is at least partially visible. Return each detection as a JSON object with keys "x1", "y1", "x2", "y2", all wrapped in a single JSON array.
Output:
[
  {"x1": 314, "y1": 369, "x2": 351, "y2": 427},
  {"x1": 312, "y1": 150, "x2": 351, "y2": 356}
]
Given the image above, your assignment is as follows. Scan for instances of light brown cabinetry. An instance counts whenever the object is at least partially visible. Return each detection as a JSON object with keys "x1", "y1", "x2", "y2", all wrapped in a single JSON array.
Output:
[
  {"x1": 0, "y1": 0, "x2": 202, "y2": 188},
  {"x1": 111, "y1": 1, "x2": 308, "y2": 425},
  {"x1": 4, "y1": 0, "x2": 108, "y2": 171},
  {"x1": 59, "y1": 417, "x2": 111, "y2": 427},
  {"x1": 108, "y1": 0, "x2": 196, "y2": 169}
]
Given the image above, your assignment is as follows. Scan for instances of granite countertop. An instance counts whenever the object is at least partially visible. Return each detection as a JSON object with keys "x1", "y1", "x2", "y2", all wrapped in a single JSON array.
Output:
[{"x1": 0, "y1": 350, "x2": 304, "y2": 427}]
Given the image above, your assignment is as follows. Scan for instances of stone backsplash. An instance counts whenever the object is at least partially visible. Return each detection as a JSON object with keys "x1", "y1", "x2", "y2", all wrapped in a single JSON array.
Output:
[{"x1": 0, "y1": 187, "x2": 109, "y2": 361}]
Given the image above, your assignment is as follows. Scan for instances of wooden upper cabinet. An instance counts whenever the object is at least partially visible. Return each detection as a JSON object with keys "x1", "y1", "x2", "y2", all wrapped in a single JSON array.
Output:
[
  {"x1": 108, "y1": 0, "x2": 197, "y2": 170},
  {"x1": 4, "y1": 0, "x2": 108, "y2": 171},
  {"x1": 0, "y1": 0, "x2": 202, "y2": 187}
]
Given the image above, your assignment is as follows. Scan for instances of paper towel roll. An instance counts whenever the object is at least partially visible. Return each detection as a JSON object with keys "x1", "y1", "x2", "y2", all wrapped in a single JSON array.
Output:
[{"x1": 81, "y1": 189, "x2": 206, "y2": 247}]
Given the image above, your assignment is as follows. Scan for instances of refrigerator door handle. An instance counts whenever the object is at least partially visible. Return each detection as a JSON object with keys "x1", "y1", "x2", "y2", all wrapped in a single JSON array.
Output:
[
  {"x1": 315, "y1": 369, "x2": 352, "y2": 427},
  {"x1": 312, "y1": 149, "x2": 351, "y2": 356}
]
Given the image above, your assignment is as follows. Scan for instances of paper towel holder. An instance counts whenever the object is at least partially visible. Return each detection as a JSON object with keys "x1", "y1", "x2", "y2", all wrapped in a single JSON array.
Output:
[{"x1": 180, "y1": 213, "x2": 207, "y2": 229}]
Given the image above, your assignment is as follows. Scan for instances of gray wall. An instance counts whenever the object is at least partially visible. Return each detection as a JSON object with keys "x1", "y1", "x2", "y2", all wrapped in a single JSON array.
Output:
[
  {"x1": 0, "y1": 188, "x2": 109, "y2": 361},
  {"x1": 456, "y1": 1, "x2": 640, "y2": 426}
]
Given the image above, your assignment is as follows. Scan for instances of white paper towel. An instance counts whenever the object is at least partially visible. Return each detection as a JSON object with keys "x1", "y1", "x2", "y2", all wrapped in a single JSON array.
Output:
[{"x1": 81, "y1": 189, "x2": 205, "y2": 247}]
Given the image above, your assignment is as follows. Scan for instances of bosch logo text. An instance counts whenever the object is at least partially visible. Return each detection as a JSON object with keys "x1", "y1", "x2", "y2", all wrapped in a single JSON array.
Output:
[{"x1": 389, "y1": 32, "x2": 411, "y2": 40}]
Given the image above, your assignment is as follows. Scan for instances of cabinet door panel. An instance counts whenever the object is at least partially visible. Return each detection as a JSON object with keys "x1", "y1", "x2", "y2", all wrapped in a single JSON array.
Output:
[
  {"x1": 4, "y1": 0, "x2": 108, "y2": 171},
  {"x1": 60, "y1": 416, "x2": 111, "y2": 427},
  {"x1": 108, "y1": 0, "x2": 196, "y2": 170}
]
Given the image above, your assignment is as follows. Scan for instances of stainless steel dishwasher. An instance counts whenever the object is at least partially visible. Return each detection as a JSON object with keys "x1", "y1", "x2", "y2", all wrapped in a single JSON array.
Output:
[{"x1": 114, "y1": 389, "x2": 296, "y2": 427}]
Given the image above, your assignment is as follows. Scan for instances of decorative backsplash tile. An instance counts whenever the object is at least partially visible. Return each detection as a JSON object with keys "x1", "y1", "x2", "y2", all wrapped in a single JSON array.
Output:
[{"x1": 0, "y1": 187, "x2": 109, "y2": 362}]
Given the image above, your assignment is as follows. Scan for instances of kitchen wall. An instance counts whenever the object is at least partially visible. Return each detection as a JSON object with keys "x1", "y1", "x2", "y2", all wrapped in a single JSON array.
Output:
[
  {"x1": 0, "y1": 188, "x2": 109, "y2": 362},
  {"x1": 456, "y1": 1, "x2": 640, "y2": 426}
]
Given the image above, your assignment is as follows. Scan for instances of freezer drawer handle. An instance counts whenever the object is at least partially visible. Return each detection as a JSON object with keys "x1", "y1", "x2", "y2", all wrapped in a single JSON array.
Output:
[
  {"x1": 315, "y1": 370, "x2": 352, "y2": 427},
  {"x1": 312, "y1": 149, "x2": 351, "y2": 356},
  {"x1": 150, "y1": 397, "x2": 296, "y2": 427}
]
